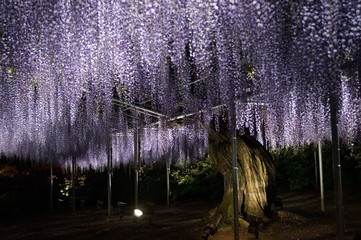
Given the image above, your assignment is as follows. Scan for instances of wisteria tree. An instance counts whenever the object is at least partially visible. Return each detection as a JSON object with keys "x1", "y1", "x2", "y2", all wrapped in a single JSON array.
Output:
[
  {"x1": 207, "y1": 119, "x2": 275, "y2": 222},
  {"x1": 0, "y1": 0, "x2": 361, "y2": 233}
]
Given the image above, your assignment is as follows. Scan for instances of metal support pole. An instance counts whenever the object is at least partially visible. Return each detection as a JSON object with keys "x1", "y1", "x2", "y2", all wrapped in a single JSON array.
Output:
[
  {"x1": 318, "y1": 141, "x2": 325, "y2": 213},
  {"x1": 134, "y1": 129, "x2": 140, "y2": 208},
  {"x1": 261, "y1": 120, "x2": 267, "y2": 148},
  {"x1": 166, "y1": 158, "x2": 170, "y2": 205},
  {"x1": 330, "y1": 103, "x2": 344, "y2": 240},
  {"x1": 314, "y1": 145, "x2": 318, "y2": 187},
  {"x1": 129, "y1": 164, "x2": 132, "y2": 203},
  {"x1": 72, "y1": 156, "x2": 76, "y2": 213},
  {"x1": 232, "y1": 130, "x2": 239, "y2": 240},
  {"x1": 50, "y1": 157, "x2": 53, "y2": 211},
  {"x1": 224, "y1": 176, "x2": 227, "y2": 195},
  {"x1": 107, "y1": 143, "x2": 113, "y2": 217}
]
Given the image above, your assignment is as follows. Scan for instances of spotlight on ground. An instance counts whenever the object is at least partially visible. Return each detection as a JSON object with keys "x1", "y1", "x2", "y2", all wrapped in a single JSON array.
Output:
[
  {"x1": 201, "y1": 223, "x2": 217, "y2": 240},
  {"x1": 134, "y1": 209, "x2": 143, "y2": 217}
]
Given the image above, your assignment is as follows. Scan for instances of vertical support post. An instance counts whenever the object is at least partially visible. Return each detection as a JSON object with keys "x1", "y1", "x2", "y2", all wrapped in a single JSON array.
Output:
[
  {"x1": 330, "y1": 103, "x2": 344, "y2": 240},
  {"x1": 261, "y1": 120, "x2": 267, "y2": 148},
  {"x1": 134, "y1": 128, "x2": 140, "y2": 208},
  {"x1": 223, "y1": 176, "x2": 227, "y2": 195},
  {"x1": 232, "y1": 129, "x2": 239, "y2": 240},
  {"x1": 50, "y1": 157, "x2": 53, "y2": 211},
  {"x1": 318, "y1": 141, "x2": 325, "y2": 213},
  {"x1": 166, "y1": 158, "x2": 170, "y2": 205},
  {"x1": 72, "y1": 156, "x2": 76, "y2": 213},
  {"x1": 107, "y1": 142, "x2": 113, "y2": 217},
  {"x1": 358, "y1": 55, "x2": 361, "y2": 94},
  {"x1": 129, "y1": 164, "x2": 132, "y2": 203},
  {"x1": 314, "y1": 145, "x2": 318, "y2": 187}
]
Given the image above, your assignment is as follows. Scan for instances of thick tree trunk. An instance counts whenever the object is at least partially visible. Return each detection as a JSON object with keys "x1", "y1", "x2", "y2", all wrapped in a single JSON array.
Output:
[{"x1": 207, "y1": 128, "x2": 276, "y2": 223}]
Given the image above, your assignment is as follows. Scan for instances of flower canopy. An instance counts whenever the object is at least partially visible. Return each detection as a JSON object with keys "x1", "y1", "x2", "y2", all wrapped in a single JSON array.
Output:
[{"x1": 0, "y1": 0, "x2": 360, "y2": 167}]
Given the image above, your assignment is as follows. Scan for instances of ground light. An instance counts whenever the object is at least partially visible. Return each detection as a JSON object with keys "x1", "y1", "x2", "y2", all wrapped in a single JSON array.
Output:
[
  {"x1": 201, "y1": 224, "x2": 217, "y2": 240},
  {"x1": 132, "y1": 208, "x2": 143, "y2": 227},
  {"x1": 134, "y1": 209, "x2": 143, "y2": 217}
]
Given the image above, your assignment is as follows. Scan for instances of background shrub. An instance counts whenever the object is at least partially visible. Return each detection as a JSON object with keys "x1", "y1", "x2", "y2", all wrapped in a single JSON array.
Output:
[
  {"x1": 272, "y1": 141, "x2": 361, "y2": 191},
  {"x1": 170, "y1": 156, "x2": 223, "y2": 202}
]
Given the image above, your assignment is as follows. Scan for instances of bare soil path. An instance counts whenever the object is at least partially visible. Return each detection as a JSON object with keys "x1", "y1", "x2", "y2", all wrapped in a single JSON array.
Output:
[{"x1": 1, "y1": 188, "x2": 360, "y2": 240}]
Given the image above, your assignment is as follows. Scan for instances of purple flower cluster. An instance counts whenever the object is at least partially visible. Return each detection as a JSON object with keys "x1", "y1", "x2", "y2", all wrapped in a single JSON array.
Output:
[{"x1": 0, "y1": 0, "x2": 360, "y2": 166}]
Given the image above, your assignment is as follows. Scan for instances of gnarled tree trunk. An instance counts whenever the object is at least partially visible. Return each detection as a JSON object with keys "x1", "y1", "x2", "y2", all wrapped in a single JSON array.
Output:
[{"x1": 207, "y1": 128, "x2": 276, "y2": 223}]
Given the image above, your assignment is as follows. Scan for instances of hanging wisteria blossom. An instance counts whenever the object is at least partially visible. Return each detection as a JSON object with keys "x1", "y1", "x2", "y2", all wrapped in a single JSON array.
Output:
[{"x1": 0, "y1": 0, "x2": 360, "y2": 167}]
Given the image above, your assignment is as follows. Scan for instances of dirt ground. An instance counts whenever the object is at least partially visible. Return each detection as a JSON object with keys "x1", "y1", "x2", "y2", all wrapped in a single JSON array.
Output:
[{"x1": 1, "y1": 187, "x2": 361, "y2": 240}]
